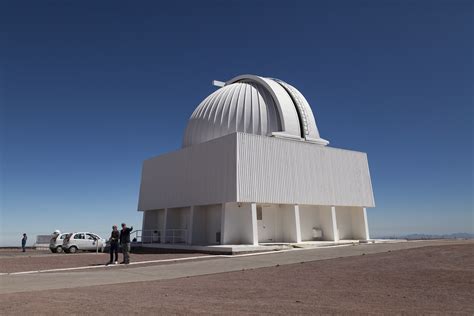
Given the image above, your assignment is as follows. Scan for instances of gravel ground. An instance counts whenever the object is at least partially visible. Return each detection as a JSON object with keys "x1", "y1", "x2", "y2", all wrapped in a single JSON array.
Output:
[
  {"x1": 0, "y1": 249, "x2": 52, "y2": 257},
  {"x1": 1, "y1": 244, "x2": 473, "y2": 315},
  {"x1": 0, "y1": 251, "x2": 206, "y2": 273}
]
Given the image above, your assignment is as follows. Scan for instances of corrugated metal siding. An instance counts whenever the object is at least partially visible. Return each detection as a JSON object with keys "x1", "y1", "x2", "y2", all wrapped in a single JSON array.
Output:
[
  {"x1": 139, "y1": 132, "x2": 375, "y2": 210},
  {"x1": 138, "y1": 134, "x2": 237, "y2": 210},
  {"x1": 236, "y1": 133, "x2": 375, "y2": 207}
]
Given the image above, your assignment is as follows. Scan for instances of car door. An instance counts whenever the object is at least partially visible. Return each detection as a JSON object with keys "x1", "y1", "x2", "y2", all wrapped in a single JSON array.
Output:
[
  {"x1": 83, "y1": 233, "x2": 96, "y2": 250},
  {"x1": 90, "y1": 233, "x2": 104, "y2": 249},
  {"x1": 72, "y1": 233, "x2": 86, "y2": 250},
  {"x1": 86, "y1": 233, "x2": 99, "y2": 250}
]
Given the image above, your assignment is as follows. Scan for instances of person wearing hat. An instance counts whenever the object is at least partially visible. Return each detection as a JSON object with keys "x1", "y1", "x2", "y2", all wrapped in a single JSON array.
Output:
[
  {"x1": 119, "y1": 223, "x2": 133, "y2": 264},
  {"x1": 107, "y1": 225, "x2": 120, "y2": 265}
]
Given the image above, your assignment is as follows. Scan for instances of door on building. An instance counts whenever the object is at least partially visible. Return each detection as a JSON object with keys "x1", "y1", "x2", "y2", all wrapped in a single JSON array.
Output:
[{"x1": 257, "y1": 206, "x2": 274, "y2": 243}]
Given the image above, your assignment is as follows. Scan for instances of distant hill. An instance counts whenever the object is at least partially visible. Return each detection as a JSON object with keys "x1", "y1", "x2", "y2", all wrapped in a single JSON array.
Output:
[{"x1": 374, "y1": 233, "x2": 474, "y2": 240}]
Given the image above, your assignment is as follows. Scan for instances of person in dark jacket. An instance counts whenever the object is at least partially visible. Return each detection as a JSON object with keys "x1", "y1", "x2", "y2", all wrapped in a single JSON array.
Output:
[
  {"x1": 21, "y1": 233, "x2": 27, "y2": 252},
  {"x1": 107, "y1": 225, "x2": 120, "y2": 265},
  {"x1": 119, "y1": 223, "x2": 133, "y2": 264}
]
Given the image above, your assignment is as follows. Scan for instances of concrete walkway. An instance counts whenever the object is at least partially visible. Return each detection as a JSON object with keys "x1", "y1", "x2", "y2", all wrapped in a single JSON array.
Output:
[{"x1": 0, "y1": 240, "x2": 471, "y2": 294}]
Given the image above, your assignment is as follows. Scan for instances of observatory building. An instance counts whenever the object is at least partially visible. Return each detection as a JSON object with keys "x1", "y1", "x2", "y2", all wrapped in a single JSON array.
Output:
[{"x1": 138, "y1": 74, "x2": 375, "y2": 247}]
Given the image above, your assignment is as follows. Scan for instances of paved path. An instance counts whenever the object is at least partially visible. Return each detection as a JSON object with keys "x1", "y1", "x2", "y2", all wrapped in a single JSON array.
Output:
[{"x1": 0, "y1": 240, "x2": 471, "y2": 294}]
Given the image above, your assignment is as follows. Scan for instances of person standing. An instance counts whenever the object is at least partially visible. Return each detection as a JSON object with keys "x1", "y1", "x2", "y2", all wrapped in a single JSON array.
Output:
[
  {"x1": 21, "y1": 233, "x2": 27, "y2": 252},
  {"x1": 119, "y1": 223, "x2": 133, "y2": 264},
  {"x1": 107, "y1": 225, "x2": 120, "y2": 265}
]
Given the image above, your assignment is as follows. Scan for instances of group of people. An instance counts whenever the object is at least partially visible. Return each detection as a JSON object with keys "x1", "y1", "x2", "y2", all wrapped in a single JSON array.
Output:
[
  {"x1": 108, "y1": 223, "x2": 133, "y2": 265},
  {"x1": 20, "y1": 223, "x2": 134, "y2": 265}
]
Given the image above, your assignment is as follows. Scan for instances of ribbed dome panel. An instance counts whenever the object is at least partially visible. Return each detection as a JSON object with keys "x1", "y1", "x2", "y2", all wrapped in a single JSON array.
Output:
[
  {"x1": 183, "y1": 74, "x2": 329, "y2": 148},
  {"x1": 183, "y1": 82, "x2": 281, "y2": 147}
]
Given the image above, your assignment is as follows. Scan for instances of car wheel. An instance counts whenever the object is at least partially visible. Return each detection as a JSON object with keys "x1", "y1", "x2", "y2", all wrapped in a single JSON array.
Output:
[
  {"x1": 56, "y1": 246, "x2": 63, "y2": 253},
  {"x1": 68, "y1": 246, "x2": 78, "y2": 254}
]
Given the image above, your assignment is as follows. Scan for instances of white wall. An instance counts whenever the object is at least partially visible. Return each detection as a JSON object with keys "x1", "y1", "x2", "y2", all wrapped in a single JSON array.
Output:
[
  {"x1": 335, "y1": 207, "x2": 353, "y2": 240},
  {"x1": 237, "y1": 133, "x2": 375, "y2": 207},
  {"x1": 166, "y1": 207, "x2": 190, "y2": 229},
  {"x1": 299, "y1": 205, "x2": 319, "y2": 241},
  {"x1": 335, "y1": 206, "x2": 369, "y2": 240},
  {"x1": 143, "y1": 209, "x2": 166, "y2": 230},
  {"x1": 299, "y1": 205, "x2": 335, "y2": 241},
  {"x1": 222, "y1": 202, "x2": 257, "y2": 245},
  {"x1": 191, "y1": 207, "x2": 205, "y2": 244},
  {"x1": 138, "y1": 132, "x2": 375, "y2": 212},
  {"x1": 142, "y1": 209, "x2": 165, "y2": 242},
  {"x1": 280, "y1": 204, "x2": 300, "y2": 243},
  {"x1": 352, "y1": 208, "x2": 370, "y2": 240},
  {"x1": 206, "y1": 205, "x2": 222, "y2": 244},
  {"x1": 257, "y1": 205, "x2": 277, "y2": 242},
  {"x1": 143, "y1": 210, "x2": 158, "y2": 231},
  {"x1": 138, "y1": 133, "x2": 237, "y2": 210},
  {"x1": 192, "y1": 204, "x2": 222, "y2": 245},
  {"x1": 256, "y1": 204, "x2": 300, "y2": 243}
]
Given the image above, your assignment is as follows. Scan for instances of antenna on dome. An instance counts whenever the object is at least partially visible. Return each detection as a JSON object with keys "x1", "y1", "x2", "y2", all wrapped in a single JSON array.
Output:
[{"x1": 212, "y1": 80, "x2": 225, "y2": 87}]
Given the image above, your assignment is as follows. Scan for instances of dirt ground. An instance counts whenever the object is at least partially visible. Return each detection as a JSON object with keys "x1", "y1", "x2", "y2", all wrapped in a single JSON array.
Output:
[
  {"x1": 1, "y1": 244, "x2": 473, "y2": 315},
  {"x1": 0, "y1": 250, "x2": 206, "y2": 273}
]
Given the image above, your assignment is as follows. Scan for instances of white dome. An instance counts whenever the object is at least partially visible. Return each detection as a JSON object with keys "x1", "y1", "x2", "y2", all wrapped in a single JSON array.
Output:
[{"x1": 183, "y1": 74, "x2": 329, "y2": 148}]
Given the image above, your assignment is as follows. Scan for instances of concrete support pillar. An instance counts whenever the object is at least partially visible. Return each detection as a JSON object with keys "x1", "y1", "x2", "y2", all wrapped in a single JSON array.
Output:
[
  {"x1": 362, "y1": 208, "x2": 370, "y2": 240},
  {"x1": 220, "y1": 203, "x2": 226, "y2": 245},
  {"x1": 250, "y1": 203, "x2": 259, "y2": 246},
  {"x1": 293, "y1": 205, "x2": 302, "y2": 243},
  {"x1": 161, "y1": 208, "x2": 168, "y2": 244},
  {"x1": 141, "y1": 210, "x2": 147, "y2": 243},
  {"x1": 331, "y1": 206, "x2": 339, "y2": 242},
  {"x1": 141, "y1": 210, "x2": 146, "y2": 232},
  {"x1": 187, "y1": 206, "x2": 194, "y2": 245},
  {"x1": 156, "y1": 210, "x2": 160, "y2": 231}
]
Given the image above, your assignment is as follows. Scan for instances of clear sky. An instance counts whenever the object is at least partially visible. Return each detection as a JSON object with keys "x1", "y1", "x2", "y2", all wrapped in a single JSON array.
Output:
[{"x1": 1, "y1": 1, "x2": 472, "y2": 246}]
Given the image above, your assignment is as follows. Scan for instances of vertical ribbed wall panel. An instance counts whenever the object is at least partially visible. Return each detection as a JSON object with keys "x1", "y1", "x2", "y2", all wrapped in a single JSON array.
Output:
[
  {"x1": 236, "y1": 133, "x2": 375, "y2": 207},
  {"x1": 138, "y1": 134, "x2": 237, "y2": 210},
  {"x1": 139, "y1": 132, "x2": 375, "y2": 211}
]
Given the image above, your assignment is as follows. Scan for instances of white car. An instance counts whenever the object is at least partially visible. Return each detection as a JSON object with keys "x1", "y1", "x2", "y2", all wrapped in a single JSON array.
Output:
[
  {"x1": 62, "y1": 232, "x2": 106, "y2": 253},
  {"x1": 49, "y1": 232, "x2": 70, "y2": 253}
]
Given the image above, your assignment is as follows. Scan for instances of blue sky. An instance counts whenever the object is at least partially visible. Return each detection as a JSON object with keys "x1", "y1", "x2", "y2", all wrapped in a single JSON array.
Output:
[{"x1": 1, "y1": 1, "x2": 472, "y2": 246}]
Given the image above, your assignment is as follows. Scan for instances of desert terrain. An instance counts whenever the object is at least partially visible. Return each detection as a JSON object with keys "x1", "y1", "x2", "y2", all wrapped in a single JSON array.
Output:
[{"x1": 1, "y1": 241, "x2": 473, "y2": 315}]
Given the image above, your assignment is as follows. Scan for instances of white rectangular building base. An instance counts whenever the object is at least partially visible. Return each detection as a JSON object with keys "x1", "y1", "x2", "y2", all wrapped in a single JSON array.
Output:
[{"x1": 138, "y1": 133, "x2": 375, "y2": 248}]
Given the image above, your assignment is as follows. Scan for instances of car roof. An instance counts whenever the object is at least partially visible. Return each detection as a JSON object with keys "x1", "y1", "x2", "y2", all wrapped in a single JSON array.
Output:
[{"x1": 70, "y1": 232, "x2": 103, "y2": 237}]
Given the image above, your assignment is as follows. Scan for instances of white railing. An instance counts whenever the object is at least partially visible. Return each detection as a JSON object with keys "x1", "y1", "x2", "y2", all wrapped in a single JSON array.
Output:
[
  {"x1": 164, "y1": 229, "x2": 187, "y2": 244},
  {"x1": 131, "y1": 229, "x2": 187, "y2": 244},
  {"x1": 131, "y1": 229, "x2": 162, "y2": 244}
]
